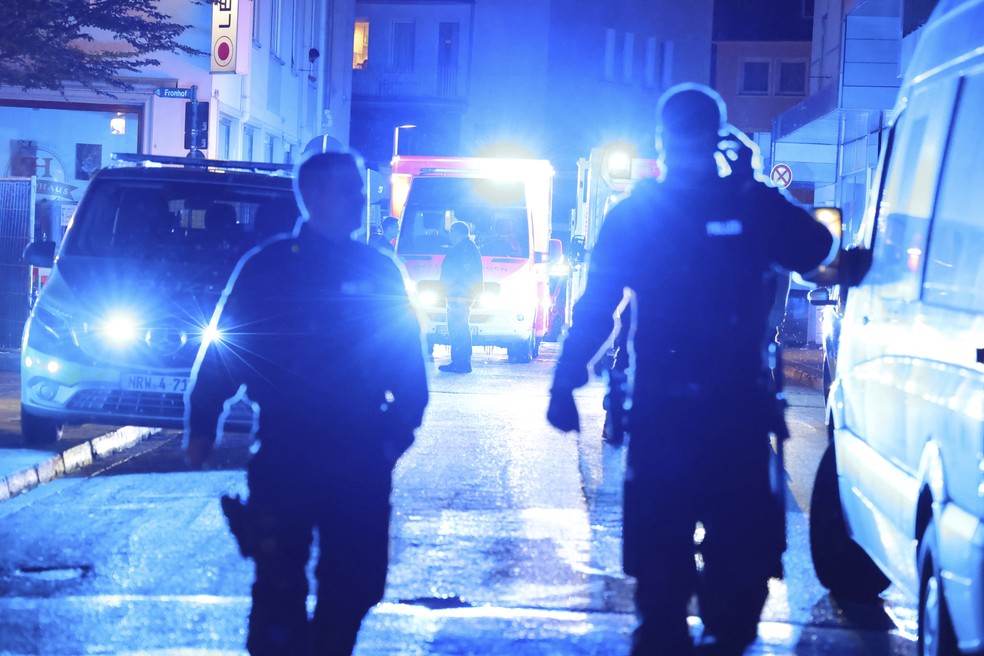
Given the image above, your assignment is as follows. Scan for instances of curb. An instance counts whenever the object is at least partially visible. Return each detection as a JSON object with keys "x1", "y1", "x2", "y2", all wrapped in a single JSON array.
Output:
[
  {"x1": 0, "y1": 426, "x2": 160, "y2": 502},
  {"x1": 0, "y1": 349, "x2": 18, "y2": 374},
  {"x1": 782, "y1": 363, "x2": 822, "y2": 391}
]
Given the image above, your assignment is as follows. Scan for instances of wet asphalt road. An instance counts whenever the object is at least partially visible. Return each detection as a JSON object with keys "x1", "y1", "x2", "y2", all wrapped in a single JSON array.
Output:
[{"x1": 0, "y1": 344, "x2": 917, "y2": 655}]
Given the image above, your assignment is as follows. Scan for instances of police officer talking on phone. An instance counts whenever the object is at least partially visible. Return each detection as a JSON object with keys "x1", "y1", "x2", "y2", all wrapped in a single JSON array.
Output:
[{"x1": 548, "y1": 84, "x2": 836, "y2": 655}]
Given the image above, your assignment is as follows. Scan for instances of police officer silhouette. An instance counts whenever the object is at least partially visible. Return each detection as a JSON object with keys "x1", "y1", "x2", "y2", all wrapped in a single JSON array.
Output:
[
  {"x1": 548, "y1": 84, "x2": 835, "y2": 656},
  {"x1": 185, "y1": 147, "x2": 428, "y2": 656}
]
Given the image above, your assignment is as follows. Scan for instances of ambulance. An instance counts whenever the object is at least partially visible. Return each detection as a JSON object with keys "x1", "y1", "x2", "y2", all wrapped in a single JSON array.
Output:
[
  {"x1": 565, "y1": 146, "x2": 660, "y2": 329},
  {"x1": 391, "y1": 155, "x2": 561, "y2": 362}
]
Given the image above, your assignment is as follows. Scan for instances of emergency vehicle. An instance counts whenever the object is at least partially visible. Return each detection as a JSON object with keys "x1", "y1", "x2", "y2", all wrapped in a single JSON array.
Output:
[
  {"x1": 390, "y1": 155, "x2": 561, "y2": 362},
  {"x1": 20, "y1": 154, "x2": 296, "y2": 443},
  {"x1": 565, "y1": 146, "x2": 660, "y2": 329}
]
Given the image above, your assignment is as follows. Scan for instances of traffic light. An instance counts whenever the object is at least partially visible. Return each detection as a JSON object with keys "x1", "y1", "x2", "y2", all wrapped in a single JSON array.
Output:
[{"x1": 184, "y1": 101, "x2": 209, "y2": 150}]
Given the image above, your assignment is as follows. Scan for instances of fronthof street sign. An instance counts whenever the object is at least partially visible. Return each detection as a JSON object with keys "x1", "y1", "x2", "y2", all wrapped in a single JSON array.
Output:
[{"x1": 154, "y1": 87, "x2": 194, "y2": 99}]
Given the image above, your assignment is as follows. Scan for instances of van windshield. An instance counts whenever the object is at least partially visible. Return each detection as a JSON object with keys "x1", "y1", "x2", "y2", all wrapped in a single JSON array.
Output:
[
  {"x1": 398, "y1": 177, "x2": 529, "y2": 257},
  {"x1": 61, "y1": 176, "x2": 299, "y2": 262}
]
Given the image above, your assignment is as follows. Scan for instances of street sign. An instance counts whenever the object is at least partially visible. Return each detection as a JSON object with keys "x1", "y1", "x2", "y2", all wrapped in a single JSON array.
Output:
[
  {"x1": 154, "y1": 87, "x2": 195, "y2": 99},
  {"x1": 770, "y1": 163, "x2": 793, "y2": 189},
  {"x1": 184, "y1": 101, "x2": 209, "y2": 150}
]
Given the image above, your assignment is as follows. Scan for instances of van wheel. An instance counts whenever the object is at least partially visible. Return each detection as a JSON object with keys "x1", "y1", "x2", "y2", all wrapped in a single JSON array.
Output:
[
  {"x1": 809, "y1": 443, "x2": 890, "y2": 602},
  {"x1": 918, "y1": 518, "x2": 958, "y2": 656},
  {"x1": 822, "y1": 360, "x2": 832, "y2": 404},
  {"x1": 21, "y1": 408, "x2": 64, "y2": 444},
  {"x1": 507, "y1": 334, "x2": 534, "y2": 363}
]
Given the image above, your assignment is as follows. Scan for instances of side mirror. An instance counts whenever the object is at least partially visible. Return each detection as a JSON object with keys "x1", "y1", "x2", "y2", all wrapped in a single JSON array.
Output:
[
  {"x1": 807, "y1": 287, "x2": 835, "y2": 306},
  {"x1": 569, "y1": 235, "x2": 586, "y2": 265},
  {"x1": 814, "y1": 207, "x2": 843, "y2": 242},
  {"x1": 797, "y1": 207, "x2": 848, "y2": 288},
  {"x1": 548, "y1": 238, "x2": 563, "y2": 264},
  {"x1": 23, "y1": 241, "x2": 56, "y2": 268}
]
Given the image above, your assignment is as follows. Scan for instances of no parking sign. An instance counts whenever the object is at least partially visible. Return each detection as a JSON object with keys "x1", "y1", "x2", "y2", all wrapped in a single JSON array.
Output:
[{"x1": 770, "y1": 163, "x2": 793, "y2": 189}]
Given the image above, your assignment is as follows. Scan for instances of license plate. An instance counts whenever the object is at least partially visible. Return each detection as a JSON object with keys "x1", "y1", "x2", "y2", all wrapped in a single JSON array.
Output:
[
  {"x1": 122, "y1": 374, "x2": 189, "y2": 394},
  {"x1": 434, "y1": 325, "x2": 478, "y2": 337}
]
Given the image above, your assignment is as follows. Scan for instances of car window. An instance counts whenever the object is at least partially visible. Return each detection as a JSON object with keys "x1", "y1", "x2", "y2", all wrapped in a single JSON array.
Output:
[
  {"x1": 398, "y1": 177, "x2": 529, "y2": 256},
  {"x1": 922, "y1": 68, "x2": 984, "y2": 313},
  {"x1": 62, "y1": 176, "x2": 297, "y2": 262},
  {"x1": 870, "y1": 75, "x2": 958, "y2": 298}
]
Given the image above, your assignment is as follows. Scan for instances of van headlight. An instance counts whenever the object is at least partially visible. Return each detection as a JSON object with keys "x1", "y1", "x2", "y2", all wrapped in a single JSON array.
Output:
[
  {"x1": 417, "y1": 288, "x2": 442, "y2": 308},
  {"x1": 100, "y1": 311, "x2": 140, "y2": 348},
  {"x1": 476, "y1": 289, "x2": 501, "y2": 309},
  {"x1": 25, "y1": 305, "x2": 76, "y2": 352},
  {"x1": 413, "y1": 281, "x2": 445, "y2": 308}
]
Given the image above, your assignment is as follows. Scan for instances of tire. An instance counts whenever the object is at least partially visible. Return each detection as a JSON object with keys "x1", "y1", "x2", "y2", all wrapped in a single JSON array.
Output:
[
  {"x1": 918, "y1": 518, "x2": 959, "y2": 656},
  {"x1": 822, "y1": 360, "x2": 833, "y2": 405},
  {"x1": 21, "y1": 408, "x2": 64, "y2": 445},
  {"x1": 507, "y1": 334, "x2": 533, "y2": 363},
  {"x1": 808, "y1": 443, "x2": 890, "y2": 601}
]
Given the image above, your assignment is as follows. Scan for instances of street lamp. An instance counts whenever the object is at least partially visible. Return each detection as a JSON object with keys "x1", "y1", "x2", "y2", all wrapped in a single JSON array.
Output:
[{"x1": 393, "y1": 124, "x2": 416, "y2": 159}]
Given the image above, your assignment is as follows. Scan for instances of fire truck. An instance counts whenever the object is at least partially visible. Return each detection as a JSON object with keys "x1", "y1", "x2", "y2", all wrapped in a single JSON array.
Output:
[
  {"x1": 564, "y1": 146, "x2": 660, "y2": 329},
  {"x1": 391, "y1": 155, "x2": 562, "y2": 362}
]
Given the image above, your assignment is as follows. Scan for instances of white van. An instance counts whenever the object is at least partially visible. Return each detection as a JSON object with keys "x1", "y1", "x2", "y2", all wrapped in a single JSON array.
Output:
[{"x1": 808, "y1": 1, "x2": 984, "y2": 654}]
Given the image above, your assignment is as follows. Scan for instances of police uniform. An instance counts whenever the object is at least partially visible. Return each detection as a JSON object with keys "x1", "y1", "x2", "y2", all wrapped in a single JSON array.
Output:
[
  {"x1": 187, "y1": 228, "x2": 428, "y2": 655},
  {"x1": 552, "y1": 148, "x2": 833, "y2": 654}
]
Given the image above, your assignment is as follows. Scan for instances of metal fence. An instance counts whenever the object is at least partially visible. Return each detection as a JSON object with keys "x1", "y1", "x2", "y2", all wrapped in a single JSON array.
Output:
[{"x1": 0, "y1": 177, "x2": 35, "y2": 348}]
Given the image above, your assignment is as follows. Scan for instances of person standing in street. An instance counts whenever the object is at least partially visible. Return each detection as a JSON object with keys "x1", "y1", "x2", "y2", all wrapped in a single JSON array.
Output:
[
  {"x1": 184, "y1": 148, "x2": 429, "y2": 656},
  {"x1": 369, "y1": 215, "x2": 400, "y2": 251},
  {"x1": 547, "y1": 84, "x2": 836, "y2": 656},
  {"x1": 439, "y1": 220, "x2": 483, "y2": 373}
]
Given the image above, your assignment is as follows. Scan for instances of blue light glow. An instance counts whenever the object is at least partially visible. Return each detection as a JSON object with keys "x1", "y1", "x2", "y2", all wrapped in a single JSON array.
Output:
[{"x1": 102, "y1": 312, "x2": 139, "y2": 347}]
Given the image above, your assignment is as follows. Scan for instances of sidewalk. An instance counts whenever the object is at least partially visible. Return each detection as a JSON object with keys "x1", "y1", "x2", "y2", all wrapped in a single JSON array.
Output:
[{"x1": 0, "y1": 356, "x2": 159, "y2": 502}]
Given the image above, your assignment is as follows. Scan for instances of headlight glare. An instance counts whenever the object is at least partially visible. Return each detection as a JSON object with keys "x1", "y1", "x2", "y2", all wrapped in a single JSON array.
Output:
[
  {"x1": 102, "y1": 312, "x2": 139, "y2": 347},
  {"x1": 418, "y1": 288, "x2": 441, "y2": 308},
  {"x1": 202, "y1": 323, "x2": 223, "y2": 347}
]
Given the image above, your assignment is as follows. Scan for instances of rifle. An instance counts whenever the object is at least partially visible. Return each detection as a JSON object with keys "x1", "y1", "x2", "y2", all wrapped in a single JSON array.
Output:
[
  {"x1": 601, "y1": 325, "x2": 630, "y2": 447},
  {"x1": 766, "y1": 340, "x2": 789, "y2": 577}
]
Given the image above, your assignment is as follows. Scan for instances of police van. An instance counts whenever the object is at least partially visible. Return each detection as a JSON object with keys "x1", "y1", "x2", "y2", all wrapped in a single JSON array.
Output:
[
  {"x1": 20, "y1": 154, "x2": 298, "y2": 443},
  {"x1": 808, "y1": 1, "x2": 984, "y2": 653}
]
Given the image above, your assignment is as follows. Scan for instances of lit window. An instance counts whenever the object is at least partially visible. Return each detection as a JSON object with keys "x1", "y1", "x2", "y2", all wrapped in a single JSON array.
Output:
[{"x1": 353, "y1": 20, "x2": 369, "y2": 70}]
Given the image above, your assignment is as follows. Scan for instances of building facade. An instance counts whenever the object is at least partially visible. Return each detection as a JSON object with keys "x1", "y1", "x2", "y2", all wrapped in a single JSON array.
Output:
[
  {"x1": 0, "y1": 0, "x2": 355, "y2": 346},
  {"x1": 771, "y1": 0, "x2": 938, "y2": 229},
  {"x1": 712, "y1": 0, "x2": 813, "y2": 134},
  {"x1": 349, "y1": 0, "x2": 715, "y2": 231},
  {"x1": 0, "y1": 0, "x2": 354, "y2": 241}
]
